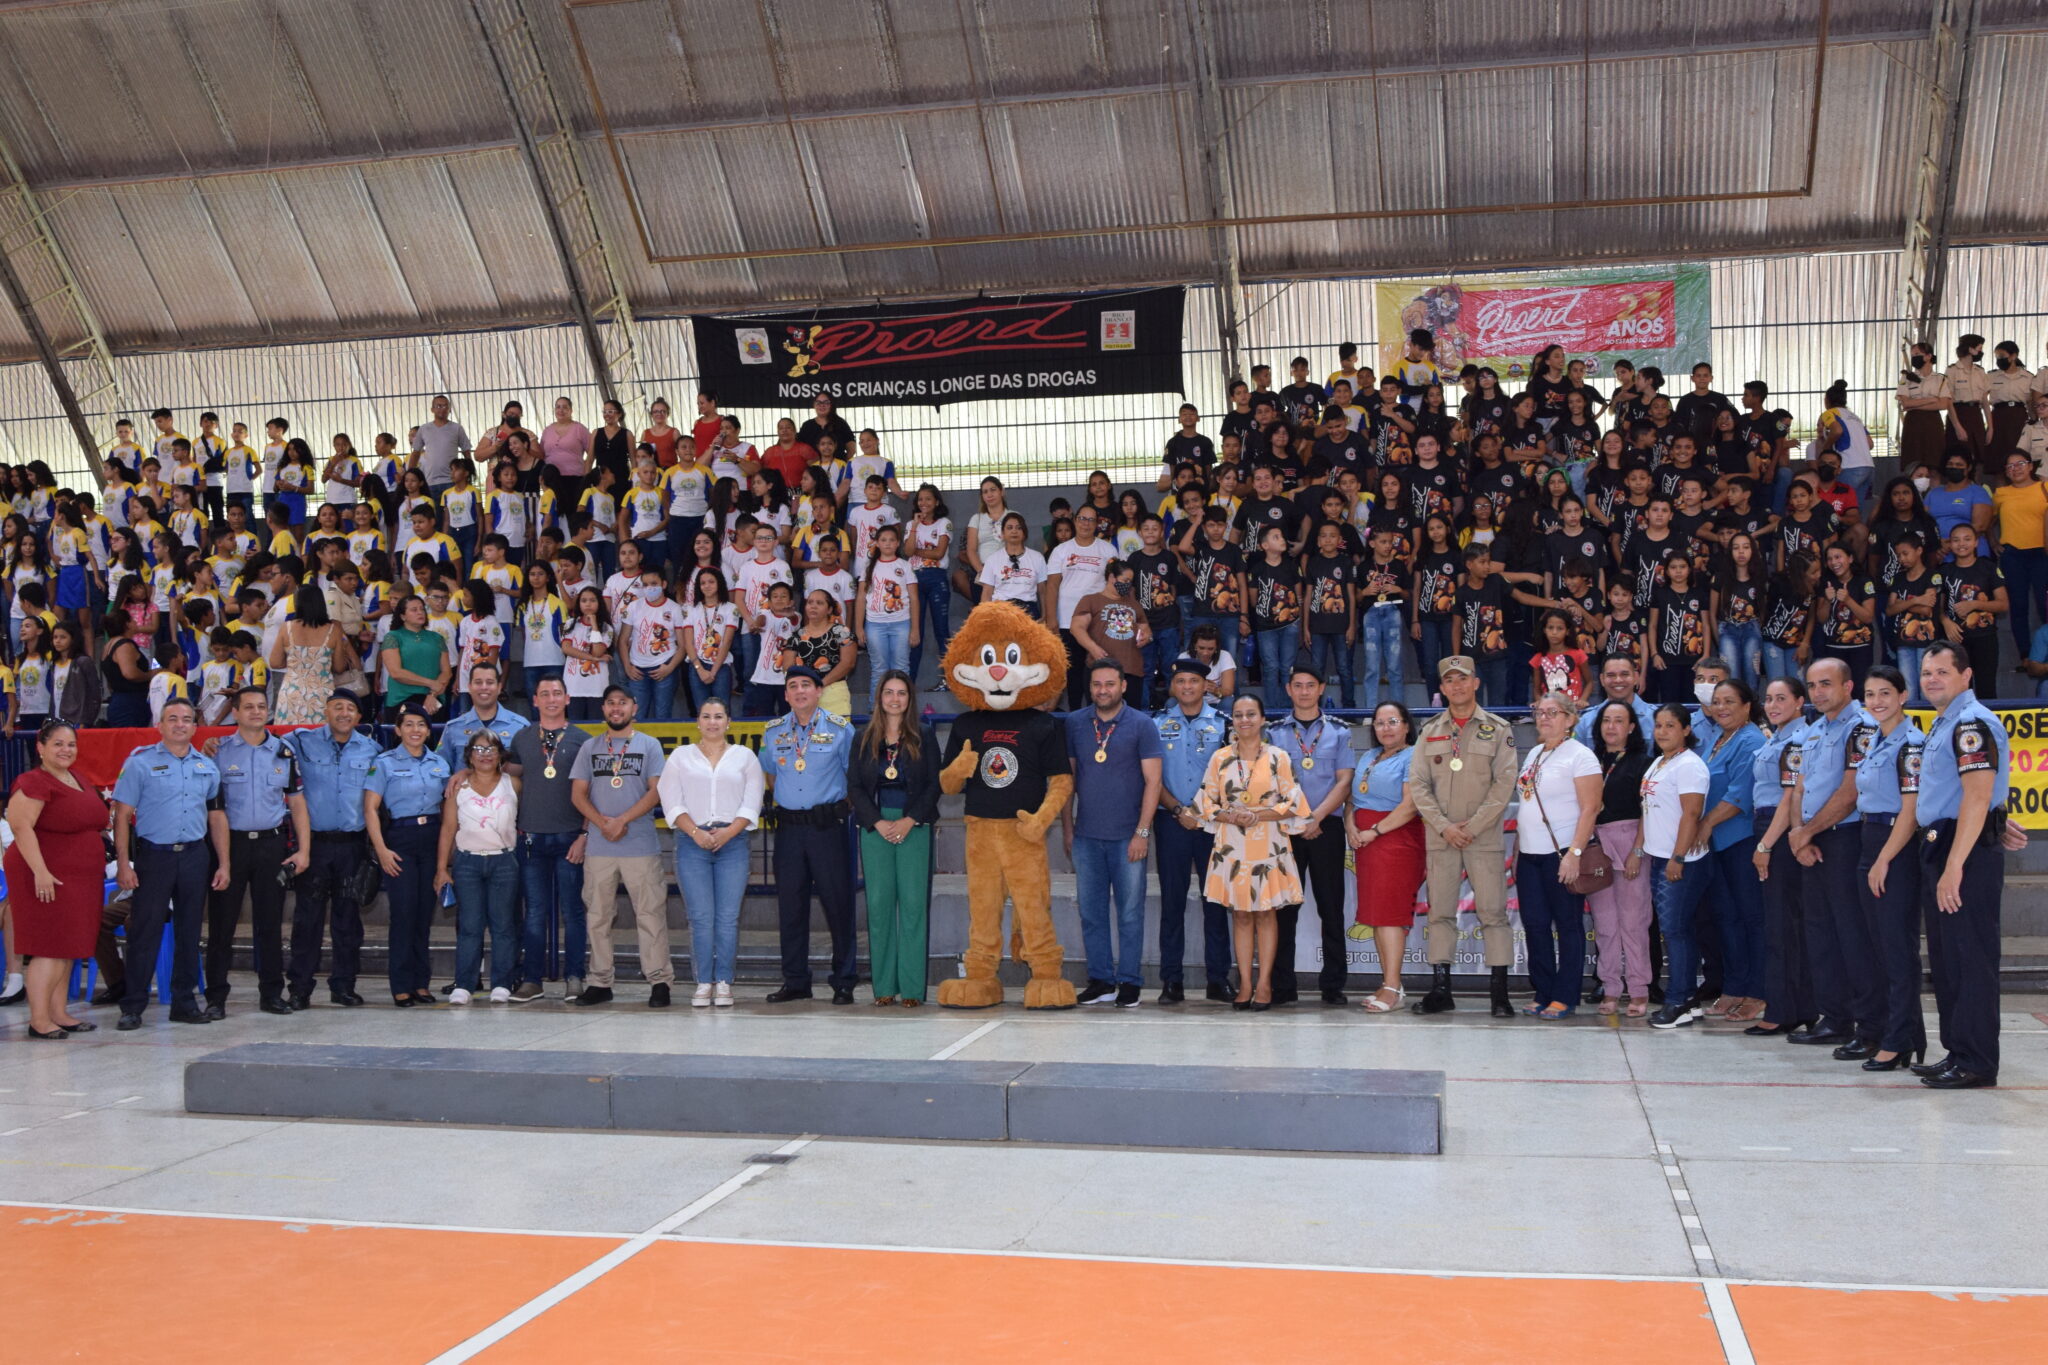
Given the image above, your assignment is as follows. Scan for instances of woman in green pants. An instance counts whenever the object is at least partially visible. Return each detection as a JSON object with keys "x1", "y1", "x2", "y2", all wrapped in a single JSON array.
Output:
[{"x1": 849, "y1": 670, "x2": 941, "y2": 1005}]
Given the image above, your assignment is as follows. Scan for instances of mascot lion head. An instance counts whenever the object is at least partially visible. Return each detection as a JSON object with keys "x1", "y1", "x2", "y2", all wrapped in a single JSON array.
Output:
[{"x1": 942, "y1": 601, "x2": 1068, "y2": 712}]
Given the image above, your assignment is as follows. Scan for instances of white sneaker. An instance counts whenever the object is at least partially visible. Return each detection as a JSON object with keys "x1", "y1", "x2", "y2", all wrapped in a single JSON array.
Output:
[
  {"x1": 563, "y1": 976, "x2": 584, "y2": 1001},
  {"x1": 714, "y1": 982, "x2": 734, "y2": 1008},
  {"x1": 448, "y1": 988, "x2": 473, "y2": 1005},
  {"x1": 489, "y1": 986, "x2": 512, "y2": 1004},
  {"x1": 692, "y1": 983, "x2": 714, "y2": 1008}
]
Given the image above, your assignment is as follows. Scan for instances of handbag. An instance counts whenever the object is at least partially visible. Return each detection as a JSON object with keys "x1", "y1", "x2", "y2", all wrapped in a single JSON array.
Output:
[{"x1": 1526, "y1": 749, "x2": 1613, "y2": 896}]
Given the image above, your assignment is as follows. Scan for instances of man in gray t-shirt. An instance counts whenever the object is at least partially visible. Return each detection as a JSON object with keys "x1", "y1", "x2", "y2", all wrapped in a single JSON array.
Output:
[
  {"x1": 507, "y1": 677, "x2": 593, "y2": 999},
  {"x1": 568, "y1": 686, "x2": 674, "y2": 1005},
  {"x1": 410, "y1": 394, "x2": 473, "y2": 491}
]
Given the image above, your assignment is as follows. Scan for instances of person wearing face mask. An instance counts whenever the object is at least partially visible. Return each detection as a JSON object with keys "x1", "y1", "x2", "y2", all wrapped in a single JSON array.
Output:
[
  {"x1": 2018, "y1": 394, "x2": 2048, "y2": 469},
  {"x1": 1924, "y1": 454, "x2": 1993, "y2": 544},
  {"x1": 1985, "y1": 342, "x2": 2034, "y2": 462},
  {"x1": 1945, "y1": 334, "x2": 1992, "y2": 473},
  {"x1": 1896, "y1": 343, "x2": 1952, "y2": 471}
]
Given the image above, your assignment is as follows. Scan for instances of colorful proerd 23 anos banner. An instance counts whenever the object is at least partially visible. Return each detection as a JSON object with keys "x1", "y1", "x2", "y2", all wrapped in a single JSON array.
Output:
[
  {"x1": 1376, "y1": 264, "x2": 1711, "y2": 383},
  {"x1": 692, "y1": 288, "x2": 1185, "y2": 408}
]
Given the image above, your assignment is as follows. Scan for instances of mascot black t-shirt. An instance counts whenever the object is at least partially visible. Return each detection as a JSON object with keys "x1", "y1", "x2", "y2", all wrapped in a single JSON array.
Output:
[{"x1": 944, "y1": 710, "x2": 1070, "y2": 819}]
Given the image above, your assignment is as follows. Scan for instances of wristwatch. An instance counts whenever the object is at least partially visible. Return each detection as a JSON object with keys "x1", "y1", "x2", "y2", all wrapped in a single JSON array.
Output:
[
  {"x1": 1567, "y1": 845, "x2": 1583, "y2": 856},
  {"x1": 1135, "y1": 827, "x2": 1151, "y2": 839}
]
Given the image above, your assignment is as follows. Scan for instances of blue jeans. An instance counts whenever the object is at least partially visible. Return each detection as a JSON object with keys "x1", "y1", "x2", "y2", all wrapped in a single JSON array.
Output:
[
  {"x1": 450, "y1": 522, "x2": 477, "y2": 569},
  {"x1": 1072, "y1": 834, "x2": 1147, "y2": 987},
  {"x1": 627, "y1": 669, "x2": 679, "y2": 721},
  {"x1": 733, "y1": 631, "x2": 760, "y2": 689},
  {"x1": 908, "y1": 566, "x2": 952, "y2": 682},
  {"x1": 518, "y1": 831, "x2": 586, "y2": 985},
  {"x1": 453, "y1": 850, "x2": 520, "y2": 991},
  {"x1": 866, "y1": 618, "x2": 910, "y2": 701},
  {"x1": 2001, "y1": 545, "x2": 2048, "y2": 658},
  {"x1": 1140, "y1": 624, "x2": 1182, "y2": 709},
  {"x1": 1760, "y1": 641, "x2": 1801, "y2": 687},
  {"x1": 1415, "y1": 618, "x2": 1454, "y2": 697},
  {"x1": 1892, "y1": 646, "x2": 1926, "y2": 706},
  {"x1": 1188, "y1": 615, "x2": 1238, "y2": 669},
  {"x1": 1839, "y1": 466, "x2": 1875, "y2": 518},
  {"x1": 523, "y1": 664, "x2": 562, "y2": 696},
  {"x1": 1359, "y1": 602, "x2": 1405, "y2": 711},
  {"x1": 1650, "y1": 854, "x2": 1707, "y2": 1004},
  {"x1": 1254, "y1": 625, "x2": 1295, "y2": 710},
  {"x1": 1307, "y1": 633, "x2": 1354, "y2": 709},
  {"x1": 688, "y1": 662, "x2": 735, "y2": 712},
  {"x1": 1517, "y1": 850, "x2": 1586, "y2": 1009},
  {"x1": 1476, "y1": 657, "x2": 1509, "y2": 708},
  {"x1": 676, "y1": 831, "x2": 749, "y2": 984},
  {"x1": 1718, "y1": 620, "x2": 1762, "y2": 693},
  {"x1": 1708, "y1": 836, "x2": 1765, "y2": 999}
]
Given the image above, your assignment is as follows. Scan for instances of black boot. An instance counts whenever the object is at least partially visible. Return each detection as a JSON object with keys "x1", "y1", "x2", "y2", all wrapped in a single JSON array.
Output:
[
  {"x1": 1412, "y1": 964, "x2": 1455, "y2": 1014},
  {"x1": 1490, "y1": 966, "x2": 1514, "y2": 1018}
]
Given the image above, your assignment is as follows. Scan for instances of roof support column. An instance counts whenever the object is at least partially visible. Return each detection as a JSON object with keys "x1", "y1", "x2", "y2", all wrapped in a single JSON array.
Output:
[
  {"x1": 1900, "y1": 0, "x2": 1980, "y2": 351},
  {"x1": 1184, "y1": 0, "x2": 1246, "y2": 394}
]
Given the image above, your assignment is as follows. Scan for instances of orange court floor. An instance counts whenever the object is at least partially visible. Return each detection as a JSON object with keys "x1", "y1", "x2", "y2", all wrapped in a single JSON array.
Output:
[{"x1": 5, "y1": 992, "x2": 2048, "y2": 1362}]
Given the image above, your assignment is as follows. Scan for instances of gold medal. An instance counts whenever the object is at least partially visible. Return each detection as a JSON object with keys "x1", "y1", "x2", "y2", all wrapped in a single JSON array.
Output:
[
  {"x1": 610, "y1": 775, "x2": 623, "y2": 788},
  {"x1": 1094, "y1": 748, "x2": 1107, "y2": 763},
  {"x1": 1301, "y1": 757, "x2": 1314, "y2": 770},
  {"x1": 1448, "y1": 758, "x2": 1464, "y2": 772},
  {"x1": 795, "y1": 758, "x2": 807, "y2": 772},
  {"x1": 885, "y1": 765, "x2": 898, "y2": 780},
  {"x1": 544, "y1": 764, "x2": 557, "y2": 779}
]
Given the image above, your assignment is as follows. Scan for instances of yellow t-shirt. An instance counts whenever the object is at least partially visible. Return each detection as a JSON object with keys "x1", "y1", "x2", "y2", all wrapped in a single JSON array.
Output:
[{"x1": 1993, "y1": 479, "x2": 2048, "y2": 553}]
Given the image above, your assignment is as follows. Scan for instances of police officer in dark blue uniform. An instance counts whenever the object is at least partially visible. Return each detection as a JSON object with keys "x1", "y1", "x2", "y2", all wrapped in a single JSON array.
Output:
[
  {"x1": 285, "y1": 689, "x2": 381, "y2": 1009},
  {"x1": 111, "y1": 698, "x2": 228, "y2": 1030},
  {"x1": 1267, "y1": 664, "x2": 1357, "y2": 1005},
  {"x1": 206, "y1": 685, "x2": 310, "y2": 1018},
  {"x1": 759, "y1": 666, "x2": 857, "y2": 1004},
  {"x1": 1848, "y1": 665, "x2": 1926, "y2": 1070},
  {"x1": 1912, "y1": 641, "x2": 2010, "y2": 1090},
  {"x1": 1153, "y1": 660, "x2": 1230, "y2": 1002}
]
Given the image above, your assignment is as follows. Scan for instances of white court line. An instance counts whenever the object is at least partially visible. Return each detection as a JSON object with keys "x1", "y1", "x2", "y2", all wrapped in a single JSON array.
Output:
[
  {"x1": 0, "y1": 1128, "x2": 27, "y2": 1138},
  {"x1": 1965, "y1": 1149, "x2": 2014, "y2": 1155},
  {"x1": 928, "y1": 1020, "x2": 1004, "y2": 1061},
  {"x1": 0, "y1": 1197, "x2": 631, "y2": 1240},
  {"x1": 1703, "y1": 1280, "x2": 1758, "y2": 1365},
  {"x1": 424, "y1": 1136, "x2": 815, "y2": 1365}
]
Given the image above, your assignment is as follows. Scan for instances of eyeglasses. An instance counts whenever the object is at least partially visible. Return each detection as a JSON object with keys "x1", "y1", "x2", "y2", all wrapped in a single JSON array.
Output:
[{"x1": 468, "y1": 744, "x2": 498, "y2": 755}]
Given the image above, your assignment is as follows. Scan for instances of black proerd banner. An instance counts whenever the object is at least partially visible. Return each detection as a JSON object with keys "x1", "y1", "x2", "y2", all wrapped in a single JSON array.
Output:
[{"x1": 692, "y1": 287, "x2": 1185, "y2": 408}]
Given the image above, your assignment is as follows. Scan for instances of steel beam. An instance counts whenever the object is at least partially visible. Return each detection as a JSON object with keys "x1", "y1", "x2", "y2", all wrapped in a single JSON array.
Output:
[
  {"x1": 1183, "y1": 0, "x2": 1244, "y2": 390},
  {"x1": 1901, "y1": 0, "x2": 1980, "y2": 350}
]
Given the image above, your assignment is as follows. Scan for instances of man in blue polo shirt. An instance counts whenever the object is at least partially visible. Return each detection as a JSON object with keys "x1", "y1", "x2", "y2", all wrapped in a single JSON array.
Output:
[
  {"x1": 1061, "y1": 658, "x2": 1163, "y2": 1007},
  {"x1": 1152, "y1": 660, "x2": 1230, "y2": 1003},
  {"x1": 1575, "y1": 654, "x2": 1656, "y2": 745},
  {"x1": 112, "y1": 699, "x2": 228, "y2": 1030},
  {"x1": 285, "y1": 689, "x2": 382, "y2": 1009}
]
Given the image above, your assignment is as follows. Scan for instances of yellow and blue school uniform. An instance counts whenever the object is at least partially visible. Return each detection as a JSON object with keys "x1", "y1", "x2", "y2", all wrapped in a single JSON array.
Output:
[
  {"x1": 347, "y1": 527, "x2": 387, "y2": 565},
  {"x1": 50, "y1": 524, "x2": 90, "y2": 610},
  {"x1": 170, "y1": 506, "x2": 208, "y2": 550}
]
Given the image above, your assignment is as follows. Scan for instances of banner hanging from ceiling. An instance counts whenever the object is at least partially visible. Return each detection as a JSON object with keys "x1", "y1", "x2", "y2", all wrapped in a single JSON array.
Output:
[
  {"x1": 692, "y1": 287, "x2": 1185, "y2": 409},
  {"x1": 1375, "y1": 264, "x2": 1711, "y2": 385}
]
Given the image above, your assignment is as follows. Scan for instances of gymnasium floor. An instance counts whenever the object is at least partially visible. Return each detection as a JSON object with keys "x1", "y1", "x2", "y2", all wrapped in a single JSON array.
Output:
[{"x1": 5, "y1": 989, "x2": 2047, "y2": 1363}]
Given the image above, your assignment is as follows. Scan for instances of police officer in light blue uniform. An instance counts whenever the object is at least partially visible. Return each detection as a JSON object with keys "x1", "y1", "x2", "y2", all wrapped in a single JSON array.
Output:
[
  {"x1": 1913, "y1": 641, "x2": 2011, "y2": 1089},
  {"x1": 759, "y1": 666, "x2": 857, "y2": 1003},
  {"x1": 111, "y1": 697, "x2": 228, "y2": 1029},
  {"x1": 1784, "y1": 657, "x2": 1877, "y2": 1053},
  {"x1": 436, "y1": 660, "x2": 530, "y2": 773},
  {"x1": 364, "y1": 700, "x2": 453, "y2": 1007},
  {"x1": 1749, "y1": 678, "x2": 1811, "y2": 1035},
  {"x1": 206, "y1": 685, "x2": 311, "y2": 1018},
  {"x1": 1267, "y1": 662, "x2": 1357, "y2": 1005},
  {"x1": 285, "y1": 689, "x2": 382, "y2": 1008},
  {"x1": 1848, "y1": 663, "x2": 1927, "y2": 1070},
  {"x1": 1152, "y1": 660, "x2": 1230, "y2": 1002}
]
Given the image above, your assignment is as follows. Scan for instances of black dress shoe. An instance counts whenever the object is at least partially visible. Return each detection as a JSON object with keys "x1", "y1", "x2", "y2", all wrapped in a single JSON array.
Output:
[
  {"x1": 831, "y1": 987, "x2": 855, "y2": 1005},
  {"x1": 1922, "y1": 1068, "x2": 1996, "y2": 1090},
  {"x1": 571, "y1": 986, "x2": 615, "y2": 1007},
  {"x1": 1490, "y1": 996, "x2": 1516, "y2": 1019},
  {"x1": 1785, "y1": 1028, "x2": 1848, "y2": 1046},
  {"x1": 1157, "y1": 983, "x2": 1185, "y2": 1005},
  {"x1": 116, "y1": 1013, "x2": 142, "y2": 1031},
  {"x1": 390, "y1": 995, "x2": 414, "y2": 1009},
  {"x1": 1321, "y1": 990, "x2": 1349, "y2": 1007},
  {"x1": 1742, "y1": 1023, "x2": 1788, "y2": 1036},
  {"x1": 330, "y1": 990, "x2": 365, "y2": 1007},
  {"x1": 764, "y1": 987, "x2": 813, "y2": 1004},
  {"x1": 1831, "y1": 1038, "x2": 1878, "y2": 1061},
  {"x1": 259, "y1": 997, "x2": 294, "y2": 1016},
  {"x1": 1231, "y1": 998, "x2": 1253, "y2": 1012},
  {"x1": 648, "y1": 984, "x2": 671, "y2": 1008},
  {"x1": 1250, "y1": 999, "x2": 1272, "y2": 1013},
  {"x1": 1910, "y1": 1055, "x2": 1955, "y2": 1078},
  {"x1": 0, "y1": 985, "x2": 24, "y2": 1007},
  {"x1": 57, "y1": 1020, "x2": 97, "y2": 1033},
  {"x1": 1412, "y1": 984, "x2": 1456, "y2": 1014},
  {"x1": 167, "y1": 1008, "x2": 211, "y2": 1025},
  {"x1": 25, "y1": 1024, "x2": 68, "y2": 1039},
  {"x1": 288, "y1": 993, "x2": 312, "y2": 1011},
  {"x1": 203, "y1": 1002, "x2": 227, "y2": 1022},
  {"x1": 1862, "y1": 1050, "x2": 1922, "y2": 1073},
  {"x1": 92, "y1": 985, "x2": 124, "y2": 1007},
  {"x1": 1204, "y1": 982, "x2": 1234, "y2": 1003}
]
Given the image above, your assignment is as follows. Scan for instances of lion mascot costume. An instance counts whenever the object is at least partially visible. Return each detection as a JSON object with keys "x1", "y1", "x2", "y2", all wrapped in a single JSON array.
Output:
[{"x1": 935, "y1": 602, "x2": 1077, "y2": 1009}]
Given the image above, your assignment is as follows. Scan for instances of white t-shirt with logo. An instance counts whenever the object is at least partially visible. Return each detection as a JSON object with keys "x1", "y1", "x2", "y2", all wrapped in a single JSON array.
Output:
[
  {"x1": 911, "y1": 515, "x2": 952, "y2": 569},
  {"x1": 564, "y1": 620, "x2": 610, "y2": 697},
  {"x1": 863, "y1": 557, "x2": 917, "y2": 626},
  {"x1": 1639, "y1": 748, "x2": 1711, "y2": 862},
  {"x1": 1514, "y1": 738, "x2": 1603, "y2": 855},
  {"x1": 1046, "y1": 538, "x2": 1113, "y2": 628},
  {"x1": 623, "y1": 596, "x2": 688, "y2": 669}
]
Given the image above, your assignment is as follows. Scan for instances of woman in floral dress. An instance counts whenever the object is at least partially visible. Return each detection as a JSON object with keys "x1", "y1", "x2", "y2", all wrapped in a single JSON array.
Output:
[{"x1": 1195, "y1": 692, "x2": 1313, "y2": 1011}]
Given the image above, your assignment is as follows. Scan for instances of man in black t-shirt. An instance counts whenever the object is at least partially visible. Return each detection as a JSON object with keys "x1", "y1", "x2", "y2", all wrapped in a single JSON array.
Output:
[
  {"x1": 1674, "y1": 362, "x2": 1734, "y2": 443},
  {"x1": 1126, "y1": 514, "x2": 1186, "y2": 705},
  {"x1": 1160, "y1": 403, "x2": 1215, "y2": 488},
  {"x1": 1278, "y1": 356, "x2": 1327, "y2": 428},
  {"x1": 1312, "y1": 406, "x2": 1367, "y2": 484},
  {"x1": 1232, "y1": 463, "x2": 1302, "y2": 550}
]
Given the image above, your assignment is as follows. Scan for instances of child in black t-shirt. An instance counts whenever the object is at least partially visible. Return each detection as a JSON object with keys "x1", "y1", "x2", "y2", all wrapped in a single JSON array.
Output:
[
  {"x1": 1183, "y1": 508, "x2": 1246, "y2": 661},
  {"x1": 1549, "y1": 559, "x2": 1608, "y2": 656},
  {"x1": 1883, "y1": 530, "x2": 1941, "y2": 701},
  {"x1": 1452, "y1": 543, "x2": 1511, "y2": 705},
  {"x1": 1713, "y1": 529, "x2": 1767, "y2": 689},
  {"x1": 1354, "y1": 525, "x2": 1408, "y2": 711},
  {"x1": 1648, "y1": 554, "x2": 1711, "y2": 702},
  {"x1": 1303, "y1": 520, "x2": 1360, "y2": 708},
  {"x1": 1243, "y1": 523, "x2": 1303, "y2": 709},
  {"x1": 1411, "y1": 513, "x2": 1462, "y2": 686},
  {"x1": 1600, "y1": 577, "x2": 1649, "y2": 678},
  {"x1": 1776, "y1": 479, "x2": 1837, "y2": 572},
  {"x1": 1367, "y1": 468, "x2": 1417, "y2": 557},
  {"x1": 1939, "y1": 523, "x2": 2007, "y2": 697},
  {"x1": 1127, "y1": 513, "x2": 1186, "y2": 705}
]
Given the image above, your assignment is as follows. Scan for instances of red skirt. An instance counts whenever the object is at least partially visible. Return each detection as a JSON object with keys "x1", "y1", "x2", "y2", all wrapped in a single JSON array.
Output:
[{"x1": 1353, "y1": 808, "x2": 1426, "y2": 927}]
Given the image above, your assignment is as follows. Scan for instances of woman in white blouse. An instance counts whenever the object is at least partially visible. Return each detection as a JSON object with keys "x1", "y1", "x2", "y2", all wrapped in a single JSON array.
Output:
[
  {"x1": 1514, "y1": 692, "x2": 1605, "y2": 1019},
  {"x1": 1637, "y1": 703, "x2": 1712, "y2": 1030},
  {"x1": 656, "y1": 696, "x2": 764, "y2": 1007},
  {"x1": 433, "y1": 730, "x2": 521, "y2": 1005}
]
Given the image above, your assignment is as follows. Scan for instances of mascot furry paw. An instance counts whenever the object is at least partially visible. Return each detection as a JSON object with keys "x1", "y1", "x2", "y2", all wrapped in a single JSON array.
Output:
[{"x1": 935, "y1": 602, "x2": 1077, "y2": 1010}]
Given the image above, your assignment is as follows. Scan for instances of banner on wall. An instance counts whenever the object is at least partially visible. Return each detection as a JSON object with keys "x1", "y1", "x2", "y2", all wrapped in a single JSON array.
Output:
[
  {"x1": 1375, "y1": 264, "x2": 1712, "y2": 385},
  {"x1": 692, "y1": 288, "x2": 1186, "y2": 409}
]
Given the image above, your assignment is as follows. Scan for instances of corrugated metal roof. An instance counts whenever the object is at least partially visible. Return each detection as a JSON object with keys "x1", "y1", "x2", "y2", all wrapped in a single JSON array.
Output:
[{"x1": 0, "y1": 0, "x2": 2036, "y2": 362}]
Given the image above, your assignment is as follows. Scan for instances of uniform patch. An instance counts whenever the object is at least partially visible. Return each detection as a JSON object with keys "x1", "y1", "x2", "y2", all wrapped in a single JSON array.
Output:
[
  {"x1": 979, "y1": 745, "x2": 1019, "y2": 789},
  {"x1": 1955, "y1": 720, "x2": 1995, "y2": 773},
  {"x1": 1899, "y1": 747, "x2": 1922, "y2": 793}
]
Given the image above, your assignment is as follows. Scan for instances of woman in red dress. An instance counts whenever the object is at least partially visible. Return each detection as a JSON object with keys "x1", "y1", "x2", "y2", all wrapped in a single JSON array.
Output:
[
  {"x1": 1346, "y1": 701, "x2": 1427, "y2": 1013},
  {"x1": 5, "y1": 721, "x2": 109, "y2": 1038}
]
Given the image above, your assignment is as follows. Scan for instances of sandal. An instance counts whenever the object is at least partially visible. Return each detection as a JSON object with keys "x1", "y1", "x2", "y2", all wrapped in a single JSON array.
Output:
[
  {"x1": 1362, "y1": 987, "x2": 1405, "y2": 1013},
  {"x1": 1726, "y1": 997, "x2": 1766, "y2": 1023},
  {"x1": 1597, "y1": 998, "x2": 1619, "y2": 1016},
  {"x1": 1625, "y1": 997, "x2": 1649, "y2": 1018},
  {"x1": 1538, "y1": 1001, "x2": 1576, "y2": 1020},
  {"x1": 1703, "y1": 995, "x2": 1736, "y2": 1018}
]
